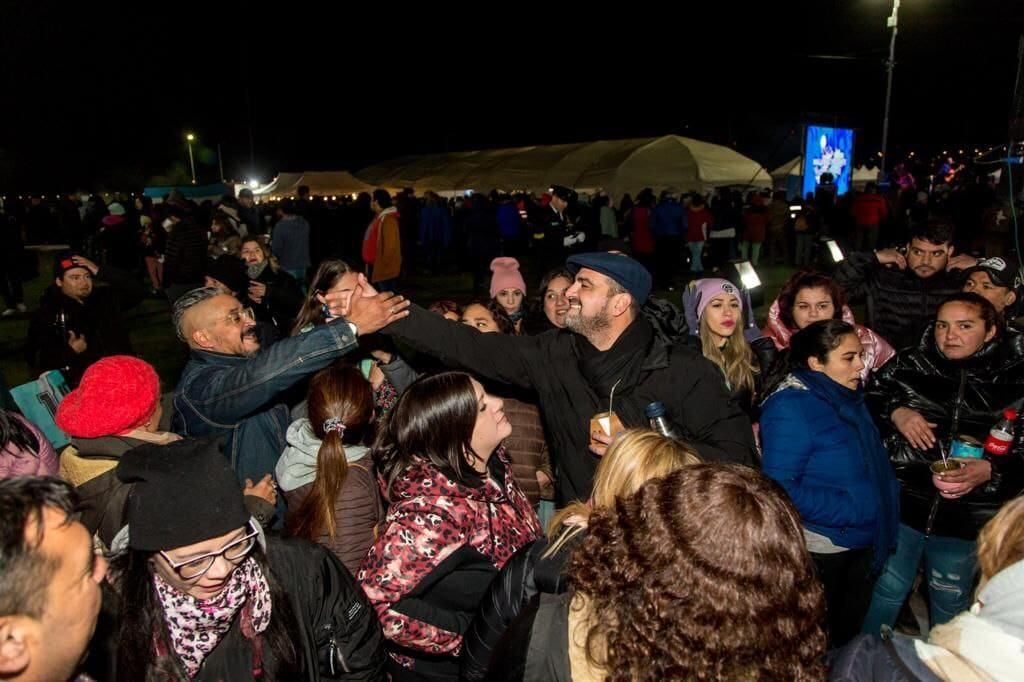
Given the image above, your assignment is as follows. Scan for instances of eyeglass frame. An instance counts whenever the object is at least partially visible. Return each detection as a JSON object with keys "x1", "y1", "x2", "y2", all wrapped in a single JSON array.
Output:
[
  {"x1": 219, "y1": 306, "x2": 256, "y2": 326},
  {"x1": 158, "y1": 520, "x2": 259, "y2": 582}
]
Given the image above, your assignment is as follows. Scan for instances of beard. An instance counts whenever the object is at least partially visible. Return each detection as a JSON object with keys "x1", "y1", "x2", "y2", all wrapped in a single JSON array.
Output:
[{"x1": 564, "y1": 299, "x2": 612, "y2": 338}]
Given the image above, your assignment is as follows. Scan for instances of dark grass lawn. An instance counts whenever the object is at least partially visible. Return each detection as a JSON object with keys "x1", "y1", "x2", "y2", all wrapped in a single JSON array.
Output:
[{"x1": 0, "y1": 251, "x2": 802, "y2": 392}]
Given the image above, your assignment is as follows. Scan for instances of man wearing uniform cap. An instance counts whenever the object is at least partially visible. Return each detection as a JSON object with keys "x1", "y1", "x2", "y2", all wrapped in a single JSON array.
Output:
[
  {"x1": 533, "y1": 185, "x2": 586, "y2": 272},
  {"x1": 375, "y1": 251, "x2": 757, "y2": 504}
]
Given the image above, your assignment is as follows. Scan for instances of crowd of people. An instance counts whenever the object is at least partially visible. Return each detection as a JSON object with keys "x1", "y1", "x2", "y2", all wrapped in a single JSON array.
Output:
[{"x1": 1, "y1": 170, "x2": 1023, "y2": 681}]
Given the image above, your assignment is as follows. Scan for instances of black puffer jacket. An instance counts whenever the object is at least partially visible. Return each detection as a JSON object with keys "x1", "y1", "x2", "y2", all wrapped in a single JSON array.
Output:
[
  {"x1": 867, "y1": 326, "x2": 1024, "y2": 540},
  {"x1": 460, "y1": 532, "x2": 581, "y2": 681},
  {"x1": 250, "y1": 264, "x2": 304, "y2": 337},
  {"x1": 834, "y1": 251, "x2": 964, "y2": 351}
]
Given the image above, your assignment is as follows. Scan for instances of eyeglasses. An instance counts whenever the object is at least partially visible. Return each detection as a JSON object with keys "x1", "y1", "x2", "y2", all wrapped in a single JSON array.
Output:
[
  {"x1": 159, "y1": 521, "x2": 259, "y2": 581},
  {"x1": 221, "y1": 307, "x2": 255, "y2": 325}
]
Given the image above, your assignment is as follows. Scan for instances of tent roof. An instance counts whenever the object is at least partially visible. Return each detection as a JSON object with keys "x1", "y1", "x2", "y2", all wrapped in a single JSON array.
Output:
[
  {"x1": 770, "y1": 156, "x2": 803, "y2": 179},
  {"x1": 250, "y1": 171, "x2": 376, "y2": 198},
  {"x1": 357, "y1": 135, "x2": 770, "y2": 196}
]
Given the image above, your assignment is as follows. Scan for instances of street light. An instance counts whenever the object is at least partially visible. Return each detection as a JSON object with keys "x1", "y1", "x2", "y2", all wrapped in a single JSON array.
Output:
[
  {"x1": 879, "y1": 0, "x2": 900, "y2": 181},
  {"x1": 185, "y1": 133, "x2": 197, "y2": 185}
]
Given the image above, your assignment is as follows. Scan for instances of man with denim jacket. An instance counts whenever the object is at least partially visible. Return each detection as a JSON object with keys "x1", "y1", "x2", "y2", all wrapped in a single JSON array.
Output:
[{"x1": 171, "y1": 279, "x2": 408, "y2": 490}]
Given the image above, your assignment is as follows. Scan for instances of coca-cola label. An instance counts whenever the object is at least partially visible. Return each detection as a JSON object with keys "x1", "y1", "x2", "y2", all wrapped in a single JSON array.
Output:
[{"x1": 985, "y1": 431, "x2": 1013, "y2": 456}]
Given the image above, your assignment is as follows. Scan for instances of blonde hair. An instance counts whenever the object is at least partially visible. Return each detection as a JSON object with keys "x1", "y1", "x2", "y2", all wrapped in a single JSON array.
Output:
[
  {"x1": 543, "y1": 429, "x2": 700, "y2": 557},
  {"x1": 977, "y1": 496, "x2": 1024, "y2": 581},
  {"x1": 699, "y1": 316, "x2": 757, "y2": 394}
]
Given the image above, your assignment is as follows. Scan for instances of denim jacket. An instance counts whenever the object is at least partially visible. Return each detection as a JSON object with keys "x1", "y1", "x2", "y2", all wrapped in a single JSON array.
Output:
[{"x1": 172, "y1": 321, "x2": 358, "y2": 486}]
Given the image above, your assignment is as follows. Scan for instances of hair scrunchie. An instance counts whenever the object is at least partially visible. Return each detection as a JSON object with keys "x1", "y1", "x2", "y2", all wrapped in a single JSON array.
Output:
[{"x1": 323, "y1": 417, "x2": 346, "y2": 435}]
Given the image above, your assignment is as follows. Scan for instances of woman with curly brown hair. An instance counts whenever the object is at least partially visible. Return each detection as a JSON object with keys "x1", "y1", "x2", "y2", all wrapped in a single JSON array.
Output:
[{"x1": 493, "y1": 463, "x2": 828, "y2": 681}]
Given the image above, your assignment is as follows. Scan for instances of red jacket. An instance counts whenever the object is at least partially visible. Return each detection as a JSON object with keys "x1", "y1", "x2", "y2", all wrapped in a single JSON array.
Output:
[
  {"x1": 686, "y1": 207, "x2": 715, "y2": 242},
  {"x1": 851, "y1": 193, "x2": 889, "y2": 227},
  {"x1": 630, "y1": 206, "x2": 654, "y2": 253}
]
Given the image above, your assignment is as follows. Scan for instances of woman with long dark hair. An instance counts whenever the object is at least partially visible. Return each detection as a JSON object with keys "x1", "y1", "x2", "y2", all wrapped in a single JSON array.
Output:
[
  {"x1": 358, "y1": 371, "x2": 541, "y2": 681},
  {"x1": 761, "y1": 319, "x2": 900, "y2": 647},
  {"x1": 106, "y1": 437, "x2": 384, "y2": 680},
  {"x1": 279, "y1": 364, "x2": 384, "y2": 574}
]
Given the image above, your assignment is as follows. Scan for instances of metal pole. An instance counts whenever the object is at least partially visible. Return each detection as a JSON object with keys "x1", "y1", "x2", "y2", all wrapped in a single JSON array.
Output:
[
  {"x1": 880, "y1": 0, "x2": 900, "y2": 180},
  {"x1": 187, "y1": 140, "x2": 197, "y2": 185},
  {"x1": 217, "y1": 143, "x2": 225, "y2": 181}
]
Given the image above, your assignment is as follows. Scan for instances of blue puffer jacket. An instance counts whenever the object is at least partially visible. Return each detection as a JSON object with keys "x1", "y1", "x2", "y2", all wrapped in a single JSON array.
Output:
[
  {"x1": 172, "y1": 321, "x2": 358, "y2": 487},
  {"x1": 761, "y1": 372, "x2": 900, "y2": 553}
]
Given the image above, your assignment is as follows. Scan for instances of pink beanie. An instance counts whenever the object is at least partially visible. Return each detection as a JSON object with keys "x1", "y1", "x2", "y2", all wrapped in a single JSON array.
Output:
[
  {"x1": 694, "y1": 278, "x2": 743, "y2": 320},
  {"x1": 489, "y1": 257, "x2": 527, "y2": 298}
]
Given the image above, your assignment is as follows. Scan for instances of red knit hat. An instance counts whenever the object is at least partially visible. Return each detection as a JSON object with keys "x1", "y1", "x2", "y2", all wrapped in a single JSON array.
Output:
[{"x1": 56, "y1": 356, "x2": 161, "y2": 438}]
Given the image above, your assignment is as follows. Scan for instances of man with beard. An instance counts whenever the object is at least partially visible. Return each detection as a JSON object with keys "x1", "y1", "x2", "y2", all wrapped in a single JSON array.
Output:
[
  {"x1": 835, "y1": 219, "x2": 977, "y2": 351},
  {"x1": 369, "y1": 251, "x2": 757, "y2": 503},
  {"x1": 170, "y1": 281, "x2": 409, "y2": 494}
]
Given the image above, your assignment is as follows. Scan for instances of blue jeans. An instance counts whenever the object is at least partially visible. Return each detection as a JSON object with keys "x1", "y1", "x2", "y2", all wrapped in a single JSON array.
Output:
[
  {"x1": 688, "y1": 241, "x2": 704, "y2": 273},
  {"x1": 861, "y1": 523, "x2": 977, "y2": 636}
]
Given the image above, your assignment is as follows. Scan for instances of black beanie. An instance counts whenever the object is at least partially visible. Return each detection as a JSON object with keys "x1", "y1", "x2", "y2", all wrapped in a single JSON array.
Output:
[
  {"x1": 205, "y1": 255, "x2": 249, "y2": 295},
  {"x1": 116, "y1": 437, "x2": 250, "y2": 552}
]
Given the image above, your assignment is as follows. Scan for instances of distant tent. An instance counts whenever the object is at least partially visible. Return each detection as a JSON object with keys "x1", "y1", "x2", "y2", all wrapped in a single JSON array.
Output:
[
  {"x1": 357, "y1": 135, "x2": 771, "y2": 198},
  {"x1": 770, "y1": 157, "x2": 881, "y2": 198},
  {"x1": 248, "y1": 171, "x2": 377, "y2": 199}
]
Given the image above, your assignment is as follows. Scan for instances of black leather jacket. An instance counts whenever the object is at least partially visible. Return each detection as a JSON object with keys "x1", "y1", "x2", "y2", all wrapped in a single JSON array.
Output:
[{"x1": 867, "y1": 326, "x2": 1024, "y2": 539}]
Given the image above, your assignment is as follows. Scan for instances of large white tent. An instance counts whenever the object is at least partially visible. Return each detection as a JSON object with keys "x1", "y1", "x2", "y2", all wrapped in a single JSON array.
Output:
[
  {"x1": 249, "y1": 171, "x2": 377, "y2": 199},
  {"x1": 357, "y1": 135, "x2": 771, "y2": 197}
]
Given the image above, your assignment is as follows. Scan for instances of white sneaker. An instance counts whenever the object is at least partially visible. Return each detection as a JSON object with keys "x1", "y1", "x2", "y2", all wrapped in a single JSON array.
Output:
[
  {"x1": 1, "y1": 308, "x2": 14, "y2": 317},
  {"x1": 16, "y1": 304, "x2": 26, "y2": 312}
]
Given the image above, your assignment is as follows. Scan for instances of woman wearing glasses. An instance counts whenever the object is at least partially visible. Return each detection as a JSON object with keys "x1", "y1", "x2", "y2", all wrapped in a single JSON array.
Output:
[{"x1": 107, "y1": 437, "x2": 386, "y2": 680}]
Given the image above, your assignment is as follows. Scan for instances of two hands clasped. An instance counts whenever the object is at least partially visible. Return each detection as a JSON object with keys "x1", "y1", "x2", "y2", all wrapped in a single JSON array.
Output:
[
  {"x1": 891, "y1": 406, "x2": 992, "y2": 498},
  {"x1": 321, "y1": 273, "x2": 410, "y2": 335}
]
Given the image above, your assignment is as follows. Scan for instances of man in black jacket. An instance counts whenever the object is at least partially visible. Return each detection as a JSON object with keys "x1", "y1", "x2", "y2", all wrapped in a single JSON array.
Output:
[
  {"x1": 368, "y1": 251, "x2": 757, "y2": 503},
  {"x1": 162, "y1": 205, "x2": 209, "y2": 304},
  {"x1": 834, "y1": 218, "x2": 977, "y2": 351},
  {"x1": 25, "y1": 252, "x2": 145, "y2": 387}
]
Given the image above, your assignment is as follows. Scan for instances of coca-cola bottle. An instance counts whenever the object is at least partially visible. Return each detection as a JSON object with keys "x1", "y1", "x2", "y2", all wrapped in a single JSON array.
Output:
[{"x1": 984, "y1": 409, "x2": 1018, "y2": 456}]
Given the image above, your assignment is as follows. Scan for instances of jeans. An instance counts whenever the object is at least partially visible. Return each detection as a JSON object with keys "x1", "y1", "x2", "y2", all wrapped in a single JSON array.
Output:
[
  {"x1": 738, "y1": 241, "x2": 762, "y2": 266},
  {"x1": 855, "y1": 225, "x2": 880, "y2": 252},
  {"x1": 861, "y1": 524, "x2": 977, "y2": 636},
  {"x1": 794, "y1": 233, "x2": 814, "y2": 266},
  {"x1": 687, "y1": 241, "x2": 704, "y2": 273}
]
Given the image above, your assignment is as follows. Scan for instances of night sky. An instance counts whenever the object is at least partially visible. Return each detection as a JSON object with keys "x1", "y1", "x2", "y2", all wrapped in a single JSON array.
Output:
[{"x1": 2, "y1": 1, "x2": 1022, "y2": 193}]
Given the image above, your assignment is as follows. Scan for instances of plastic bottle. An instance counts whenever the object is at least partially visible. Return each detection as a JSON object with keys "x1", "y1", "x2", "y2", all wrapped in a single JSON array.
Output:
[
  {"x1": 984, "y1": 408, "x2": 1017, "y2": 456},
  {"x1": 645, "y1": 401, "x2": 682, "y2": 441}
]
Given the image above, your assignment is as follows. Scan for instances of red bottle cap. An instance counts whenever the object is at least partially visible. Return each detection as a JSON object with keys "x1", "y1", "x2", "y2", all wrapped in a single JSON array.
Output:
[{"x1": 1005, "y1": 409, "x2": 1018, "y2": 421}]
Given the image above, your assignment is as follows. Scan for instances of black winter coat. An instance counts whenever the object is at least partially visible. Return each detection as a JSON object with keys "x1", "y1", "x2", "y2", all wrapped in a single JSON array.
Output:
[
  {"x1": 383, "y1": 306, "x2": 758, "y2": 504},
  {"x1": 101, "y1": 537, "x2": 386, "y2": 680},
  {"x1": 867, "y1": 326, "x2": 1024, "y2": 539},
  {"x1": 834, "y1": 251, "x2": 964, "y2": 351},
  {"x1": 24, "y1": 265, "x2": 145, "y2": 387},
  {"x1": 250, "y1": 265, "x2": 304, "y2": 339},
  {"x1": 460, "y1": 533, "x2": 580, "y2": 681}
]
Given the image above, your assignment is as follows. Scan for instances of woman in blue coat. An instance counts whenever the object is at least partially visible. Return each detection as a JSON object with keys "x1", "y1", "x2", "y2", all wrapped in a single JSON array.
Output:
[{"x1": 760, "y1": 319, "x2": 900, "y2": 648}]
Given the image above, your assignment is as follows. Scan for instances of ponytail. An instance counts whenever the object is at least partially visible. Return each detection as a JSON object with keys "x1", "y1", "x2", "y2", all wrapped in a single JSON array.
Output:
[{"x1": 285, "y1": 430, "x2": 350, "y2": 539}]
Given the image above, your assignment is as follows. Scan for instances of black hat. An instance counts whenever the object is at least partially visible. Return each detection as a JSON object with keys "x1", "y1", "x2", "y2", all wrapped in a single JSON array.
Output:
[
  {"x1": 53, "y1": 250, "x2": 89, "y2": 280},
  {"x1": 238, "y1": 188, "x2": 254, "y2": 199},
  {"x1": 550, "y1": 185, "x2": 577, "y2": 203},
  {"x1": 567, "y1": 251, "x2": 653, "y2": 304},
  {"x1": 116, "y1": 437, "x2": 250, "y2": 552},
  {"x1": 205, "y1": 255, "x2": 249, "y2": 294},
  {"x1": 964, "y1": 256, "x2": 1022, "y2": 291}
]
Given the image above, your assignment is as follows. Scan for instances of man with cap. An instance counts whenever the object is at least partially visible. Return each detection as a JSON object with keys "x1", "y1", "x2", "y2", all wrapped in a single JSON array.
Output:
[
  {"x1": 102, "y1": 437, "x2": 385, "y2": 678},
  {"x1": 962, "y1": 256, "x2": 1022, "y2": 324},
  {"x1": 236, "y1": 187, "x2": 263, "y2": 236},
  {"x1": 371, "y1": 251, "x2": 757, "y2": 504},
  {"x1": 171, "y1": 276, "x2": 409, "y2": 503},
  {"x1": 533, "y1": 185, "x2": 585, "y2": 272},
  {"x1": 24, "y1": 251, "x2": 146, "y2": 387}
]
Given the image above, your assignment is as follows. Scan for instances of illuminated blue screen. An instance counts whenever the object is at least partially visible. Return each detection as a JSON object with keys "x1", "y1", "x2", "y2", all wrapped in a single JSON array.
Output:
[{"x1": 802, "y1": 126, "x2": 854, "y2": 197}]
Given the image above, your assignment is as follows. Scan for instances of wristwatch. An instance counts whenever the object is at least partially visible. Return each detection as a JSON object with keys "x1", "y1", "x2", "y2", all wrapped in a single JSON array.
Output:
[{"x1": 347, "y1": 321, "x2": 358, "y2": 337}]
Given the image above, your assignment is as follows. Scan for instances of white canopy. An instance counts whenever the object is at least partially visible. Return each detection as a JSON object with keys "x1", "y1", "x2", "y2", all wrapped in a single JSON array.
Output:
[
  {"x1": 357, "y1": 135, "x2": 771, "y2": 197},
  {"x1": 771, "y1": 156, "x2": 881, "y2": 186},
  {"x1": 248, "y1": 171, "x2": 377, "y2": 199}
]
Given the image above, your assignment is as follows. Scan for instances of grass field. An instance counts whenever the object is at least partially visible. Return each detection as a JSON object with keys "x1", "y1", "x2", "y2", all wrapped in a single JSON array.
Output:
[{"x1": 0, "y1": 251, "x2": 802, "y2": 392}]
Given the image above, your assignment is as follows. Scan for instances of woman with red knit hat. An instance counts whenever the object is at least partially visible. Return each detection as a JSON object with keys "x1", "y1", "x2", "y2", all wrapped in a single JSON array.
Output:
[{"x1": 56, "y1": 355, "x2": 277, "y2": 546}]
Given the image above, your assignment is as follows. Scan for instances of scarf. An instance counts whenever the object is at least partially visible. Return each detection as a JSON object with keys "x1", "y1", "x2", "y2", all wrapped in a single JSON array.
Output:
[
  {"x1": 247, "y1": 260, "x2": 269, "y2": 280},
  {"x1": 792, "y1": 368, "x2": 899, "y2": 573},
  {"x1": 576, "y1": 316, "x2": 655, "y2": 403},
  {"x1": 154, "y1": 556, "x2": 272, "y2": 678}
]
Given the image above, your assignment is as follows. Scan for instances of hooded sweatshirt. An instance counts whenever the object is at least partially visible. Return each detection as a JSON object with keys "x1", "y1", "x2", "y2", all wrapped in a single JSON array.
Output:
[{"x1": 277, "y1": 418, "x2": 384, "y2": 574}]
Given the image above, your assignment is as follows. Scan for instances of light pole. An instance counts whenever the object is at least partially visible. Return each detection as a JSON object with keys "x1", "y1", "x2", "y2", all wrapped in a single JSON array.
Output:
[
  {"x1": 186, "y1": 133, "x2": 197, "y2": 185},
  {"x1": 879, "y1": 0, "x2": 900, "y2": 181}
]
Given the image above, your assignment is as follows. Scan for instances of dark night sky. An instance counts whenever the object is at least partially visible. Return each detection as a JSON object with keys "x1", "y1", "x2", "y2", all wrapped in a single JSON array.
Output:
[{"x1": 1, "y1": 1, "x2": 1023, "y2": 192}]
